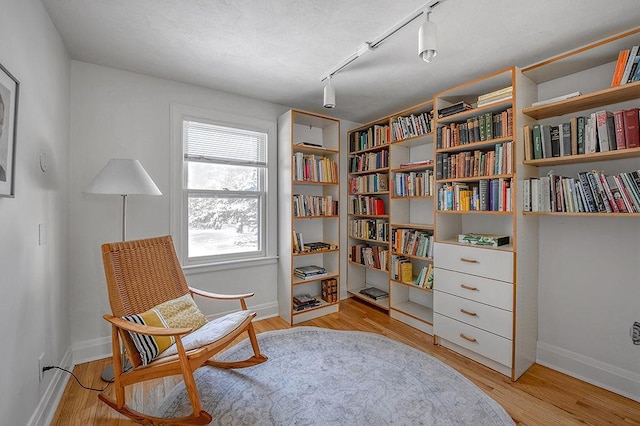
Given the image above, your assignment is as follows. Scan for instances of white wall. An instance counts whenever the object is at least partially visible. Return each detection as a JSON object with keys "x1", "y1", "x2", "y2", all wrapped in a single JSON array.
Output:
[
  {"x1": 0, "y1": 0, "x2": 71, "y2": 424},
  {"x1": 535, "y1": 62, "x2": 640, "y2": 400},
  {"x1": 69, "y1": 62, "x2": 287, "y2": 362}
]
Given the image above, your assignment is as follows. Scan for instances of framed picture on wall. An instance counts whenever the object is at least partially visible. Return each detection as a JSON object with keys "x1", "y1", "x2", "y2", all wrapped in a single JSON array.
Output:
[{"x1": 0, "y1": 61, "x2": 19, "y2": 197}]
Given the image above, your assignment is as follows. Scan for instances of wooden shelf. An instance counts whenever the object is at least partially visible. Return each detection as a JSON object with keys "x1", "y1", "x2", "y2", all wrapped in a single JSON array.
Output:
[
  {"x1": 348, "y1": 144, "x2": 390, "y2": 155},
  {"x1": 293, "y1": 272, "x2": 339, "y2": 286},
  {"x1": 522, "y1": 81, "x2": 640, "y2": 120},
  {"x1": 436, "y1": 137, "x2": 513, "y2": 154},
  {"x1": 390, "y1": 279, "x2": 433, "y2": 292},
  {"x1": 390, "y1": 163, "x2": 434, "y2": 173},
  {"x1": 436, "y1": 209, "x2": 513, "y2": 215},
  {"x1": 349, "y1": 191, "x2": 390, "y2": 196},
  {"x1": 390, "y1": 222, "x2": 434, "y2": 230},
  {"x1": 349, "y1": 167, "x2": 389, "y2": 175},
  {"x1": 347, "y1": 260, "x2": 388, "y2": 273},
  {"x1": 293, "y1": 180, "x2": 338, "y2": 186},
  {"x1": 391, "y1": 195, "x2": 433, "y2": 200},
  {"x1": 523, "y1": 147, "x2": 640, "y2": 166},
  {"x1": 347, "y1": 290, "x2": 390, "y2": 310},
  {"x1": 437, "y1": 173, "x2": 513, "y2": 183},
  {"x1": 293, "y1": 248, "x2": 339, "y2": 257},
  {"x1": 523, "y1": 211, "x2": 640, "y2": 217},
  {"x1": 348, "y1": 235, "x2": 389, "y2": 244},
  {"x1": 390, "y1": 252, "x2": 433, "y2": 262},
  {"x1": 294, "y1": 215, "x2": 339, "y2": 219},
  {"x1": 348, "y1": 213, "x2": 389, "y2": 218},
  {"x1": 293, "y1": 145, "x2": 339, "y2": 155}
]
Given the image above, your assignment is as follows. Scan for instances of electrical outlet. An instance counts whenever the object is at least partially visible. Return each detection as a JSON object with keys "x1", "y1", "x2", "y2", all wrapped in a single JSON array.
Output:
[{"x1": 38, "y1": 353, "x2": 45, "y2": 382}]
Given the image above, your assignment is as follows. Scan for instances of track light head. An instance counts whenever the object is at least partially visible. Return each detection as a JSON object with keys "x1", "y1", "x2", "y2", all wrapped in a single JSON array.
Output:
[
  {"x1": 323, "y1": 77, "x2": 336, "y2": 109},
  {"x1": 418, "y1": 11, "x2": 437, "y2": 63}
]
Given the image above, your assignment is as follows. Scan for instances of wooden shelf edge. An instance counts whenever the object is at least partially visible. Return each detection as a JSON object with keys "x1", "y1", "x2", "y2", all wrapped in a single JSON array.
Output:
[
  {"x1": 292, "y1": 272, "x2": 340, "y2": 286},
  {"x1": 347, "y1": 260, "x2": 389, "y2": 273},
  {"x1": 522, "y1": 81, "x2": 640, "y2": 120},
  {"x1": 523, "y1": 211, "x2": 640, "y2": 217},
  {"x1": 390, "y1": 279, "x2": 434, "y2": 292},
  {"x1": 436, "y1": 137, "x2": 513, "y2": 154},
  {"x1": 347, "y1": 290, "x2": 390, "y2": 310},
  {"x1": 435, "y1": 239, "x2": 514, "y2": 252},
  {"x1": 348, "y1": 143, "x2": 390, "y2": 155},
  {"x1": 523, "y1": 147, "x2": 640, "y2": 166},
  {"x1": 436, "y1": 173, "x2": 513, "y2": 183},
  {"x1": 389, "y1": 223, "x2": 434, "y2": 230},
  {"x1": 349, "y1": 167, "x2": 390, "y2": 175}
]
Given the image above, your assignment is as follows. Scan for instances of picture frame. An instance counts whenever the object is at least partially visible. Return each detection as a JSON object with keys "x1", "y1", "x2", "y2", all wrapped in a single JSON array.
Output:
[{"x1": 0, "y1": 61, "x2": 19, "y2": 197}]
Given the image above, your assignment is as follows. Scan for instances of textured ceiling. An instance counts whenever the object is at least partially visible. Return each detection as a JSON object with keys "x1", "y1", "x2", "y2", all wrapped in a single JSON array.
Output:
[{"x1": 41, "y1": 0, "x2": 640, "y2": 123}]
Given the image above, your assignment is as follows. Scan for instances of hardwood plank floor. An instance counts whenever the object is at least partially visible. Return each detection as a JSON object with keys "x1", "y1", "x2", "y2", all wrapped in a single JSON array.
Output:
[{"x1": 52, "y1": 298, "x2": 640, "y2": 425}]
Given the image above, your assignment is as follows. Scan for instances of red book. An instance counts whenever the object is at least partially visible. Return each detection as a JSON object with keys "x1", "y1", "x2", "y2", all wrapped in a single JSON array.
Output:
[
  {"x1": 374, "y1": 198, "x2": 385, "y2": 215},
  {"x1": 623, "y1": 108, "x2": 640, "y2": 149},
  {"x1": 613, "y1": 110, "x2": 626, "y2": 150}
]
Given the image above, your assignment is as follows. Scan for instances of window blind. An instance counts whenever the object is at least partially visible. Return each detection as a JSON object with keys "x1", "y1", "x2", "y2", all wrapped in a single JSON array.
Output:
[{"x1": 184, "y1": 120, "x2": 267, "y2": 166}]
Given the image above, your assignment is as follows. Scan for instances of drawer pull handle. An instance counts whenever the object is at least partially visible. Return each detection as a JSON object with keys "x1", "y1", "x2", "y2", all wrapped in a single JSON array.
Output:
[
  {"x1": 460, "y1": 284, "x2": 478, "y2": 291},
  {"x1": 460, "y1": 333, "x2": 477, "y2": 343},
  {"x1": 460, "y1": 309, "x2": 477, "y2": 317},
  {"x1": 460, "y1": 258, "x2": 478, "y2": 264}
]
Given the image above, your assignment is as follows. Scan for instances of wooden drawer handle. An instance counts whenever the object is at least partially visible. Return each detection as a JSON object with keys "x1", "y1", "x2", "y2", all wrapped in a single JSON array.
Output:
[
  {"x1": 460, "y1": 258, "x2": 478, "y2": 264},
  {"x1": 460, "y1": 284, "x2": 478, "y2": 291},
  {"x1": 460, "y1": 309, "x2": 477, "y2": 317},
  {"x1": 460, "y1": 333, "x2": 477, "y2": 343}
]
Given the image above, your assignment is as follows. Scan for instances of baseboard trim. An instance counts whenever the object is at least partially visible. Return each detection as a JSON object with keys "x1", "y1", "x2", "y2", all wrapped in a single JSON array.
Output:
[
  {"x1": 28, "y1": 348, "x2": 73, "y2": 426},
  {"x1": 72, "y1": 301, "x2": 279, "y2": 364},
  {"x1": 537, "y1": 341, "x2": 640, "y2": 402}
]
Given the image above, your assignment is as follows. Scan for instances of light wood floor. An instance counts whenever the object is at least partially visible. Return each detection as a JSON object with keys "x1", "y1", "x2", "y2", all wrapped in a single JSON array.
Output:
[{"x1": 52, "y1": 298, "x2": 640, "y2": 425}]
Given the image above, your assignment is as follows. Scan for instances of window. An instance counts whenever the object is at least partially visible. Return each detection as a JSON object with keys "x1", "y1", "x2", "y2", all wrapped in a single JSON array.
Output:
[{"x1": 171, "y1": 105, "x2": 277, "y2": 267}]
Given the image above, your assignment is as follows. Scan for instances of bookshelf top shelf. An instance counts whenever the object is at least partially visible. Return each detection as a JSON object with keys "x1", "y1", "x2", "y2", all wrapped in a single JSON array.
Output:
[
  {"x1": 523, "y1": 147, "x2": 640, "y2": 166},
  {"x1": 522, "y1": 81, "x2": 640, "y2": 120}
]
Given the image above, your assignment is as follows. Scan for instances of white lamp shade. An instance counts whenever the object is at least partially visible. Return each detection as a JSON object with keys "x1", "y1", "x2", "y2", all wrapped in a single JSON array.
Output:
[
  {"x1": 323, "y1": 79, "x2": 336, "y2": 109},
  {"x1": 418, "y1": 17, "x2": 437, "y2": 63},
  {"x1": 83, "y1": 159, "x2": 162, "y2": 196}
]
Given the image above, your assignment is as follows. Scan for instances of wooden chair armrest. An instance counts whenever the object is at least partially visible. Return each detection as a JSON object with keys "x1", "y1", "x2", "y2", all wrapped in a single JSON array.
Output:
[
  {"x1": 189, "y1": 286, "x2": 255, "y2": 301},
  {"x1": 103, "y1": 314, "x2": 192, "y2": 337}
]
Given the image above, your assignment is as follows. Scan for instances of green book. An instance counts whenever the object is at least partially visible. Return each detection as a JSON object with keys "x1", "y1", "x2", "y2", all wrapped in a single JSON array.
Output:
[
  {"x1": 484, "y1": 112, "x2": 493, "y2": 140},
  {"x1": 479, "y1": 114, "x2": 486, "y2": 141},
  {"x1": 532, "y1": 124, "x2": 543, "y2": 159}
]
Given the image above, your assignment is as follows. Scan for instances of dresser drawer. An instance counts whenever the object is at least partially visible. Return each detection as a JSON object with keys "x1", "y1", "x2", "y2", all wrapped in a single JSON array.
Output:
[
  {"x1": 435, "y1": 268, "x2": 513, "y2": 311},
  {"x1": 434, "y1": 291, "x2": 513, "y2": 339},
  {"x1": 435, "y1": 242, "x2": 513, "y2": 282},
  {"x1": 434, "y1": 313, "x2": 512, "y2": 367}
]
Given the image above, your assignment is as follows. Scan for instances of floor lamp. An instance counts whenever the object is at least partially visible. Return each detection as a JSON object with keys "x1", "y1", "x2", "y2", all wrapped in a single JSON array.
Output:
[{"x1": 83, "y1": 158, "x2": 162, "y2": 381}]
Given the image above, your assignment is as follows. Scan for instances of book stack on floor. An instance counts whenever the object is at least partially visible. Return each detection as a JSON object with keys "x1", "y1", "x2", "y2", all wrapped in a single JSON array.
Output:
[
  {"x1": 294, "y1": 265, "x2": 328, "y2": 280},
  {"x1": 359, "y1": 287, "x2": 389, "y2": 300},
  {"x1": 321, "y1": 278, "x2": 338, "y2": 303},
  {"x1": 293, "y1": 294, "x2": 321, "y2": 311}
]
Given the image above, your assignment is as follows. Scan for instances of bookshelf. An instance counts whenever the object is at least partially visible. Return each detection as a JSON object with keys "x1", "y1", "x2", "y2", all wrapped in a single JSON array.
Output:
[
  {"x1": 388, "y1": 101, "x2": 436, "y2": 334},
  {"x1": 347, "y1": 117, "x2": 391, "y2": 310},
  {"x1": 432, "y1": 67, "x2": 539, "y2": 380},
  {"x1": 278, "y1": 110, "x2": 341, "y2": 325}
]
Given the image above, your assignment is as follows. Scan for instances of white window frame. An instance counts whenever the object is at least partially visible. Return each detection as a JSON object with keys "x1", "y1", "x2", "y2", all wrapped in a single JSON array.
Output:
[{"x1": 170, "y1": 104, "x2": 277, "y2": 270}]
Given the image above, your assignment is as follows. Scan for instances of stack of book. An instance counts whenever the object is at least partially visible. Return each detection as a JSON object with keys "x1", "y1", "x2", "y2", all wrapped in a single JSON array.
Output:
[
  {"x1": 294, "y1": 265, "x2": 327, "y2": 280},
  {"x1": 611, "y1": 45, "x2": 640, "y2": 87},
  {"x1": 302, "y1": 241, "x2": 337, "y2": 253},
  {"x1": 477, "y1": 86, "x2": 512, "y2": 107},
  {"x1": 359, "y1": 287, "x2": 389, "y2": 300},
  {"x1": 437, "y1": 101, "x2": 472, "y2": 118},
  {"x1": 321, "y1": 278, "x2": 338, "y2": 303},
  {"x1": 293, "y1": 294, "x2": 321, "y2": 311}
]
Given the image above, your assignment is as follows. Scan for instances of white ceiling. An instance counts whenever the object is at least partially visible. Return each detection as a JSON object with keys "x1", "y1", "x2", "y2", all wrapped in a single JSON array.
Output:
[{"x1": 41, "y1": 0, "x2": 640, "y2": 124}]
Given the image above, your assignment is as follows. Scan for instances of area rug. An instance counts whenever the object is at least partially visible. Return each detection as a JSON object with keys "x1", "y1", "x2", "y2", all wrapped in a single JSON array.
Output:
[{"x1": 155, "y1": 326, "x2": 514, "y2": 425}]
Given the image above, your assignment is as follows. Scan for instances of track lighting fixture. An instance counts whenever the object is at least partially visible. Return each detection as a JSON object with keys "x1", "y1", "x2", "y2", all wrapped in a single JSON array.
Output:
[
  {"x1": 418, "y1": 10, "x2": 437, "y2": 63},
  {"x1": 323, "y1": 76, "x2": 336, "y2": 109}
]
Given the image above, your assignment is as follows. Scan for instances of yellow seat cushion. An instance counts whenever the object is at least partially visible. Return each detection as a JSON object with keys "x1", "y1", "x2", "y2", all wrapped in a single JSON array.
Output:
[{"x1": 122, "y1": 293, "x2": 207, "y2": 365}]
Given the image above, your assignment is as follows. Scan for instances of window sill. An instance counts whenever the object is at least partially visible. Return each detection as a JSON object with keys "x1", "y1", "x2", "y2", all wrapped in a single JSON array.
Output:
[{"x1": 183, "y1": 256, "x2": 279, "y2": 276}]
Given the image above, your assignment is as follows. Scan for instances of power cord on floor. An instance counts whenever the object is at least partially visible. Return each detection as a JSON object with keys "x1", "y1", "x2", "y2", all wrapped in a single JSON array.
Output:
[{"x1": 43, "y1": 366, "x2": 111, "y2": 392}]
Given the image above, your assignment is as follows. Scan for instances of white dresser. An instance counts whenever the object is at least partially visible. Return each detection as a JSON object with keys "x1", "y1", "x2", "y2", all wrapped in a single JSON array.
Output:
[{"x1": 433, "y1": 242, "x2": 515, "y2": 376}]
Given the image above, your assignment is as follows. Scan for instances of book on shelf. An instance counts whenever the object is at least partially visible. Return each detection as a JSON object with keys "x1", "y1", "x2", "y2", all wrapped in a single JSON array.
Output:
[
  {"x1": 595, "y1": 110, "x2": 616, "y2": 152},
  {"x1": 293, "y1": 294, "x2": 321, "y2": 311},
  {"x1": 295, "y1": 141, "x2": 323, "y2": 148},
  {"x1": 612, "y1": 49, "x2": 630, "y2": 86},
  {"x1": 457, "y1": 233, "x2": 510, "y2": 247},
  {"x1": 400, "y1": 261, "x2": 413, "y2": 283},
  {"x1": 437, "y1": 101, "x2": 472, "y2": 118},
  {"x1": 294, "y1": 265, "x2": 328, "y2": 279},
  {"x1": 302, "y1": 241, "x2": 337, "y2": 252},
  {"x1": 476, "y1": 86, "x2": 512, "y2": 108},
  {"x1": 623, "y1": 108, "x2": 640, "y2": 149},
  {"x1": 620, "y1": 45, "x2": 639, "y2": 85},
  {"x1": 359, "y1": 287, "x2": 389, "y2": 300},
  {"x1": 321, "y1": 278, "x2": 338, "y2": 303},
  {"x1": 531, "y1": 91, "x2": 582, "y2": 107}
]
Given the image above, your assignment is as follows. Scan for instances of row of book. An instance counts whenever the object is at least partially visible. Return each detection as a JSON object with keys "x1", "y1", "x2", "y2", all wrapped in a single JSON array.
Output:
[
  {"x1": 349, "y1": 150, "x2": 388, "y2": 173},
  {"x1": 437, "y1": 101, "x2": 472, "y2": 118},
  {"x1": 348, "y1": 218, "x2": 389, "y2": 242},
  {"x1": 523, "y1": 169, "x2": 640, "y2": 213},
  {"x1": 292, "y1": 231, "x2": 337, "y2": 254},
  {"x1": 391, "y1": 228, "x2": 434, "y2": 259},
  {"x1": 350, "y1": 244, "x2": 389, "y2": 271},
  {"x1": 438, "y1": 178, "x2": 512, "y2": 212},
  {"x1": 321, "y1": 278, "x2": 338, "y2": 303},
  {"x1": 294, "y1": 265, "x2": 327, "y2": 280},
  {"x1": 349, "y1": 173, "x2": 388, "y2": 194},
  {"x1": 391, "y1": 110, "x2": 433, "y2": 141},
  {"x1": 292, "y1": 152, "x2": 338, "y2": 183},
  {"x1": 524, "y1": 109, "x2": 640, "y2": 161},
  {"x1": 393, "y1": 170, "x2": 434, "y2": 197},
  {"x1": 436, "y1": 108, "x2": 513, "y2": 149},
  {"x1": 348, "y1": 195, "x2": 385, "y2": 216},
  {"x1": 435, "y1": 142, "x2": 513, "y2": 180},
  {"x1": 293, "y1": 194, "x2": 338, "y2": 217},
  {"x1": 611, "y1": 45, "x2": 640, "y2": 87},
  {"x1": 350, "y1": 124, "x2": 391, "y2": 152},
  {"x1": 389, "y1": 256, "x2": 434, "y2": 289}
]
